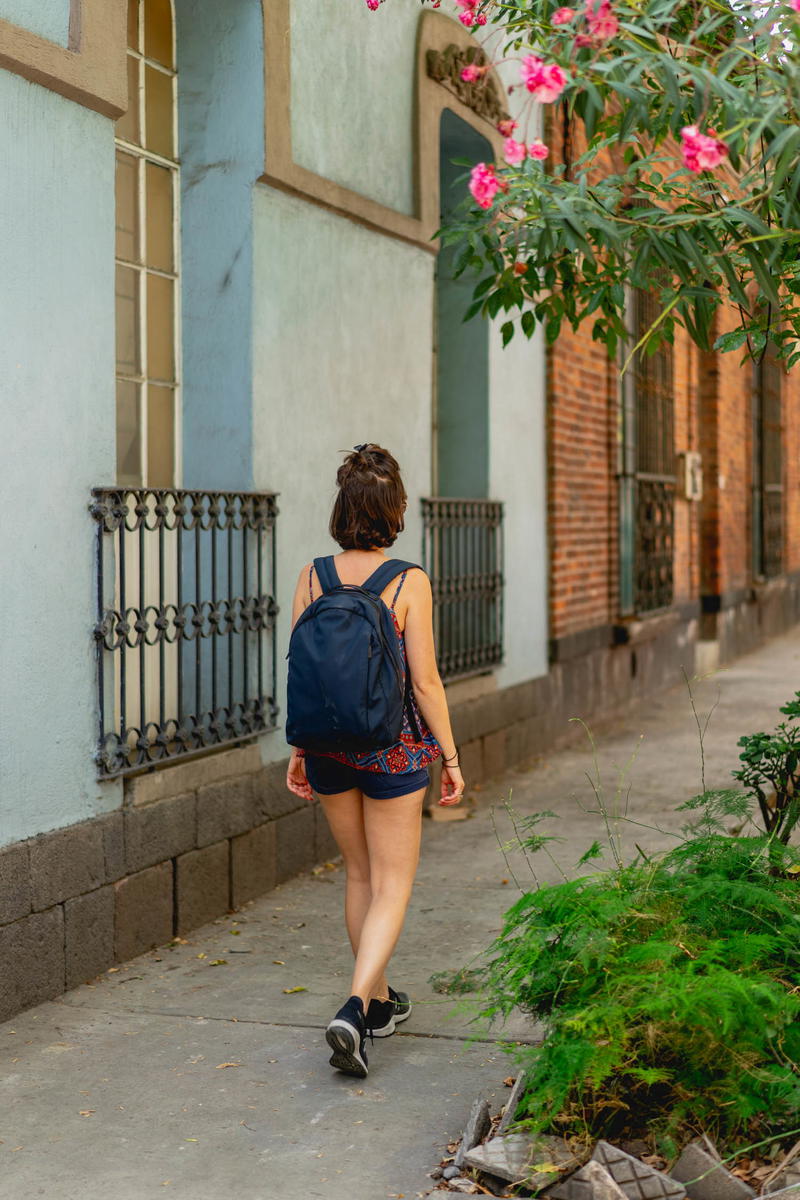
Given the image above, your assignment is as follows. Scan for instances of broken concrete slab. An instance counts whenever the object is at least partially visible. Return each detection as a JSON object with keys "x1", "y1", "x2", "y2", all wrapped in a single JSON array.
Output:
[
  {"x1": 496, "y1": 1069, "x2": 528, "y2": 1135},
  {"x1": 670, "y1": 1142, "x2": 755, "y2": 1200},
  {"x1": 766, "y1": 1170, "x2": 800, "y2": 1196},
  {"x1": 593, "y1": 1141, "x2": 687, "y2": 1200},
  {"x1": 548, "y1": 1160, "x2": 630, "y2": 1200},
  {"x1": 454, "y1": 1096, "x2": 492, "y2": 1169},
  {"x1": 465, "y1": 1131, "x2": 580, "y2": 1187}
]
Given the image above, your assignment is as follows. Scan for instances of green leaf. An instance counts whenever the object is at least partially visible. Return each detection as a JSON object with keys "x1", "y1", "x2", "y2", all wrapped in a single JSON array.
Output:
[{"x1": 501, "y1": 320, "x2": 514, "y2": 347}]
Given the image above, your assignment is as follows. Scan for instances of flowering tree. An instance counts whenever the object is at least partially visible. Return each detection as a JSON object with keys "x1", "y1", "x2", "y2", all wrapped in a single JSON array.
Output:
[{"x1": 368, "y1": 0, "x2": 800, "y2": 366}]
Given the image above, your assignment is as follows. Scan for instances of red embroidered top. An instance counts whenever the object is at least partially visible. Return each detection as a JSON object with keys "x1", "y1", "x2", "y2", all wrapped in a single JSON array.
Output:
[{"x1": 307, "y1": 566, "x2": 442, "y2": 775}]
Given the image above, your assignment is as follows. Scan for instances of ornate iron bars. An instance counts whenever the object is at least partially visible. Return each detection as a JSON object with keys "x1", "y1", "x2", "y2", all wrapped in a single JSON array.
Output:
[
  {"x1": 90, "y1": 488, "x2": 278, "y2": 778},
  {"x1": 421, "y1": 497, "x2": 504, "y2": 681},
  {"x1": 426, "y1": 44, "x2": 511, "y2": 127},
  {"x1": 619, "y1": 284, "x2": 676, "y2": 614},
  {"x1": 752, "y1": 340, "x2": 784, "y2": 579}
]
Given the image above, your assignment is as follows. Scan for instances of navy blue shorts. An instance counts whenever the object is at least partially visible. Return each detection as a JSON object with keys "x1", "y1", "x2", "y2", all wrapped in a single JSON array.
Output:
[{"x1": 305, "y1": 754, "x2": 430, "y2": 800}]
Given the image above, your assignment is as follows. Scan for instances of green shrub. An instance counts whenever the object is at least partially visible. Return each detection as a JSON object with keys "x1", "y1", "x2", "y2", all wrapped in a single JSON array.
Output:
[{"x1": 469, "y1": 696, "x2": 800, "y2": 1154}]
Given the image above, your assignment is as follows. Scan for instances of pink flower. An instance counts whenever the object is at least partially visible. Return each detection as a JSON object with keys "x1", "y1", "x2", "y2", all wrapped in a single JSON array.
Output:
[
  {"x1": 552, "y1": 6, "x2": 576, "y2": 22},
  {"x1": 476, "y1": 11, "x2": 487, "y2": 22},
  {"x1": 365, "y1": 0, "x2": 380, "y2": 9},
  {"x1": 574, "y1": 32, "x2": 593, "y2": 45},
  {"x1": 520, "y1": 55, "x2": 569, "y2": 102},
  {"x1": 455, "y1": 0, "x2": 477, "y2": 7},
  {"x1": 469, "y1": 162, "x2": 502, "y2": 209},
  {"x1": 586, "y1": 0, "x2": 618, "y2": 40},
  {"x1": 528, "y1": 139, "x2": 549, "y2": 160},
  {"x1": 503, "y1": 137, "x2": 527, "y2": 165},
  {"x1": 459, "y1": 10, "x2": 475, "y2": 25},
  {"x1": 497, "y1": 119, "x2": 518, "y2": 137},
  {"x1": 680, "y1": 124, "x2": 729, "y2": 173},
  {"x1": 461, "y1": 64, "x2": 487, "y2": 81},
  {"x1": 792, "y1": 0, "x2": 800, "y2": 10}
]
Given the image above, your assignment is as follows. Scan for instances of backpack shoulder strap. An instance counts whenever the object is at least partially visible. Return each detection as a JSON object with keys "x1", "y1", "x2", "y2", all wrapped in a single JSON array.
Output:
[
  {"x1": 313, "y1": 556, "x2": 341, "y2": 594},
  {"x1": 361, "y1": 559, "x2": 420, "y2": 598}
]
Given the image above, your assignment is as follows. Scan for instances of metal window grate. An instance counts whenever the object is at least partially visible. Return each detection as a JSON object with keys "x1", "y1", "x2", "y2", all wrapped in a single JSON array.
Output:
[
  {"x1": 90, "y1": 487, "x2": 279, "y2": 778},
  {"x1": 752, "y1": 341, "x2": 783, "y2": 579},
  {"x1": 421, "y1": 497, "x2": 504, "y2": 681}
]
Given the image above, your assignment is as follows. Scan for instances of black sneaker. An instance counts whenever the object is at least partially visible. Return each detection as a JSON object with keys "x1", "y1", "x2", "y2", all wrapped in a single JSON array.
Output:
[
  {"x1": 326, "y1": 995, "x2": 369, "y2": 1077},
  {"x1": 366, "y1": 986, "x2": 412, "y2": 1038}
]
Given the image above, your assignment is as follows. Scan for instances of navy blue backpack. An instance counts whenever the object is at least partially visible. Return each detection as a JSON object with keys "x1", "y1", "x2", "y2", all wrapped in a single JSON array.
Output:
[{"x1": 286, "y1": 556, "x2": 422, "y2": 754}]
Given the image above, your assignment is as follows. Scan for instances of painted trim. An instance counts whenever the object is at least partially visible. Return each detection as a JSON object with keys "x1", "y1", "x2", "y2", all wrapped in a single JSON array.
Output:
[
  {"x1": 0, "y1": 0, "x2": 127, "y2": 118},
  {"x1": 260, "y1": 2, "x2": 506, "y2": 252}
]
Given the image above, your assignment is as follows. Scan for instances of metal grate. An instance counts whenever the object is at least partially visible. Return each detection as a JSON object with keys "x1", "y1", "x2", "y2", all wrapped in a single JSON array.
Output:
[
  {"x1": 752, "y1": 340, "x2": 783, "y2": 579},
  {"x1": 90, "y1": 487, "x2": 278, "y2": 778},
  {"x1": 421, "y1": 497, "x2": 504, "y2": 681},
  {"x1": 620, "y1": 285, "x2": 676, "y2": 614}
]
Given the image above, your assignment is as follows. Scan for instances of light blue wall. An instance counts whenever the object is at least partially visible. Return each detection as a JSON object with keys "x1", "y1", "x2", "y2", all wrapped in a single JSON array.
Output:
[
  {"x1": 0, "y1": 70, "x2": 118, "y2": 848},
  {"x1": 175, "y1": 0, "x2": 264, "y2": 491},
  {"x1": 0, "y1": 0, "x2": 71, "y2": 46}
]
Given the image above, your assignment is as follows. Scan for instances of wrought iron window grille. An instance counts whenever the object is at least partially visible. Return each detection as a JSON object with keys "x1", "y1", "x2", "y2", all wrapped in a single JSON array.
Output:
[
  {"x1": 90, "y1": 487, "x2": 279, "y2": 779},
  {"x1": 421, "y1": 497, "x2": 504, "y2": 682},
  {"x1": 619, "y1": 284, "x2": 676, "y2": 616},
  {"x1": 752, "y1": 341, "x2": 784, "y2": 580}
]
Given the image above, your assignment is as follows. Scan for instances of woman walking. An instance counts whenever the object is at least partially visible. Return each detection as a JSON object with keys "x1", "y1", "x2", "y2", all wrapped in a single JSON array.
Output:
[{"x1": 285, "y1": 444, "x2": 465, "y2": 1078}]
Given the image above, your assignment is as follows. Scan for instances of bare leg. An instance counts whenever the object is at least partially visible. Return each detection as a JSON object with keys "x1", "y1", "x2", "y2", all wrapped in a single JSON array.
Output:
[
  {"x1": 318, "y1": 789, "x2": 389, "y2": 1001},
  {"x1": 349, "y1": 788, "x2": 426, "y2": 1007}
]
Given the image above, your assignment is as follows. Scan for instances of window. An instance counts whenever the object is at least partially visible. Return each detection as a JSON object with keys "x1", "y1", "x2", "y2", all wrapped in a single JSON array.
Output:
[
  {"x1": 752, "y1": 339, "x2": 784, "y2": 579},
  {"x1": 424, "y1": 110, "x2": 503, "y2": 680},
  {"x1": 619, "y1": 286, "x2": 676, "y2": 614},
  {"x1": 114, "y1": 0, "x2": 179, "y2": 488},
  {"x1": 435, "y1": 109, "x2": 491, "y2": 499}
]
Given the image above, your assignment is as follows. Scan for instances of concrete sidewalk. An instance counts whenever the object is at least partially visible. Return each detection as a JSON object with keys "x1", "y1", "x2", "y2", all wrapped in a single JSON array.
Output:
[{"x1": 3, "y1": 631, "x2": 799, "y2": 1200}]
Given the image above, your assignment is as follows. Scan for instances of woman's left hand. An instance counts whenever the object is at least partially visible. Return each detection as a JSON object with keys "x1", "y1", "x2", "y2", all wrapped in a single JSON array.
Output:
[{"x1": 286, "y1": 749, "x2": 314, "y2": 802}]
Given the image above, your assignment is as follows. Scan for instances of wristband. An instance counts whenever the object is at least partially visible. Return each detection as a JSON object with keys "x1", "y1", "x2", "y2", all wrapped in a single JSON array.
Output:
[{"x1": 294, "y1": 748, "x2": 306, "y2": 758}]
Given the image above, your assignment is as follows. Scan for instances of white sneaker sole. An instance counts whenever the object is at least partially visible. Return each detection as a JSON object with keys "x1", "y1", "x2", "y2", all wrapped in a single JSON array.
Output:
[{"x1": 326, "y1": 1018, "x2": 368, "y2": 1077}]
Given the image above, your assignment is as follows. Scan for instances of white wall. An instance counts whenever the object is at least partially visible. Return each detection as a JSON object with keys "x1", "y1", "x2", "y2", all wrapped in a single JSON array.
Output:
[
  {"x1": 0, "y1": 70, "x2": 119, "y2": 847},
  {"x1": 290, "y1": 0, "x2": 419, "y2": 216},
  {"x1": 252, "y1": 188, "x2": 435, "y2": 761},
  {"x1": 0, "y1": 0, "x2": 70, "y2": 46},
  {"x1": 489, "y1": 323, "x2": 549, "y2": 686}
]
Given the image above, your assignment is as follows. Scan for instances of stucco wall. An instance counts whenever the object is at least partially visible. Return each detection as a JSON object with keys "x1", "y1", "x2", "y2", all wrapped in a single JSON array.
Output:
[
  {"x1": 251, "y1": 189, "x2": 435, "y2": 760},
  {"x1": 289, "y1": 0, "x2": 419, "y2": 216},
  {"x1": 0, "y1": 69, "x2": 119, "y2": 847},
  {"x1": 0, "y1": 0, "x2": 71, "y2": 47},
  {"x1": 489, "y1": 324, "x2": 549, "y2": 687}
]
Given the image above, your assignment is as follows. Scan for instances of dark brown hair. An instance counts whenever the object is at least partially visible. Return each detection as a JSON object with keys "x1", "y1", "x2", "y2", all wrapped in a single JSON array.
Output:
[{"x1": 329, "y1": 444, "x2": 407, "y2": 550}]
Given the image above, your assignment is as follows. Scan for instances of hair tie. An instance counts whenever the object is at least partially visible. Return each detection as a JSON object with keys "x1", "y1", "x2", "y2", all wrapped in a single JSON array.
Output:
[{"x1": 353, "y1": 443, "x2": 368, "y2": 453}]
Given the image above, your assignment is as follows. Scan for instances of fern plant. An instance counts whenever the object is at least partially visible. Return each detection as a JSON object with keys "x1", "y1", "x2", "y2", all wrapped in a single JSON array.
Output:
[{"x1": 470, "y1": 718, "x2": 800, "y2": 1154}]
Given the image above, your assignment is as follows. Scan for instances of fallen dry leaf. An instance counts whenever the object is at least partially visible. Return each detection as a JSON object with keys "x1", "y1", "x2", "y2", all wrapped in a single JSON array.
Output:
[
  {"x1": 503, "y1": 1076, "x2": 516, "y2": 1087},
  {"x1": 215, "y1": 1062, "x2": 241, "y2": 1069},
  {"x1": 208, "y1": 959, "x2": 227, "y2": 966},
  {"x1": 78, "y1": 1110, "x2": 95, "y2": 1117},
  {"x1": 283, "y1": 986, "x2": 307, "y2": 994},
  {"x1": 107, "y1": 967, "x2": 120, "y2": 973},
  {"x1": 196, "y1": 953, "x2": 206, "y2": 960},
  {"x1": 273, "y1": 960, "x2": 285, "y2": 966}
]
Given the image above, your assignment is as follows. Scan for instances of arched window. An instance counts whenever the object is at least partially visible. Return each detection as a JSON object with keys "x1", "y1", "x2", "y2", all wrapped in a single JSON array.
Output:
[
  {"x1": 114, "y1": 0, "x2": 179, "y2": 488},
  {"x1": 435, "y1": 108, "x2": 492, "y2": 498}
]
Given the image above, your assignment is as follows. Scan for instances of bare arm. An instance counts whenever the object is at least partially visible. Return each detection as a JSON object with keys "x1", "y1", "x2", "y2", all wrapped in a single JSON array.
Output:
[
  {"x1": 286, "y1": 564, "x2": 313, "y2": 801},
  {"x1": 402, "y1": 570, "x2": 464, "y2": 806}
]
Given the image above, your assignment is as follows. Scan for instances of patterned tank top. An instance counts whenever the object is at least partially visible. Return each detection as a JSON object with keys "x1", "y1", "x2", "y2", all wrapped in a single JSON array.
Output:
[{"x1": 307, "y1": 565, "x2": 442, "y2": 775}]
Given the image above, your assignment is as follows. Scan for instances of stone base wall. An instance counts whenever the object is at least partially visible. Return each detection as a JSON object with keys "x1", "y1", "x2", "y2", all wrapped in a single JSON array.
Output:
[
  {"x1": 4, "y1": 600, "x2": 798, "y2": 1025},
  {"x1": 700, "y1": 572, "x2": 800, "y2": 666},
  {"x1": 0, "y1": 752, "x2": 338, "y2": 1023}
]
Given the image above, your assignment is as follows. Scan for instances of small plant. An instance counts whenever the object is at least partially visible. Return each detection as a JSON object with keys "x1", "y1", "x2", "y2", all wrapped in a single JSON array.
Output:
[
  {"x1": 734, "y1": 693, "x2": 800, "y2": 845},
  {"x1": 462, "y1": 695, "x2": 800, "y2": 1157}
]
